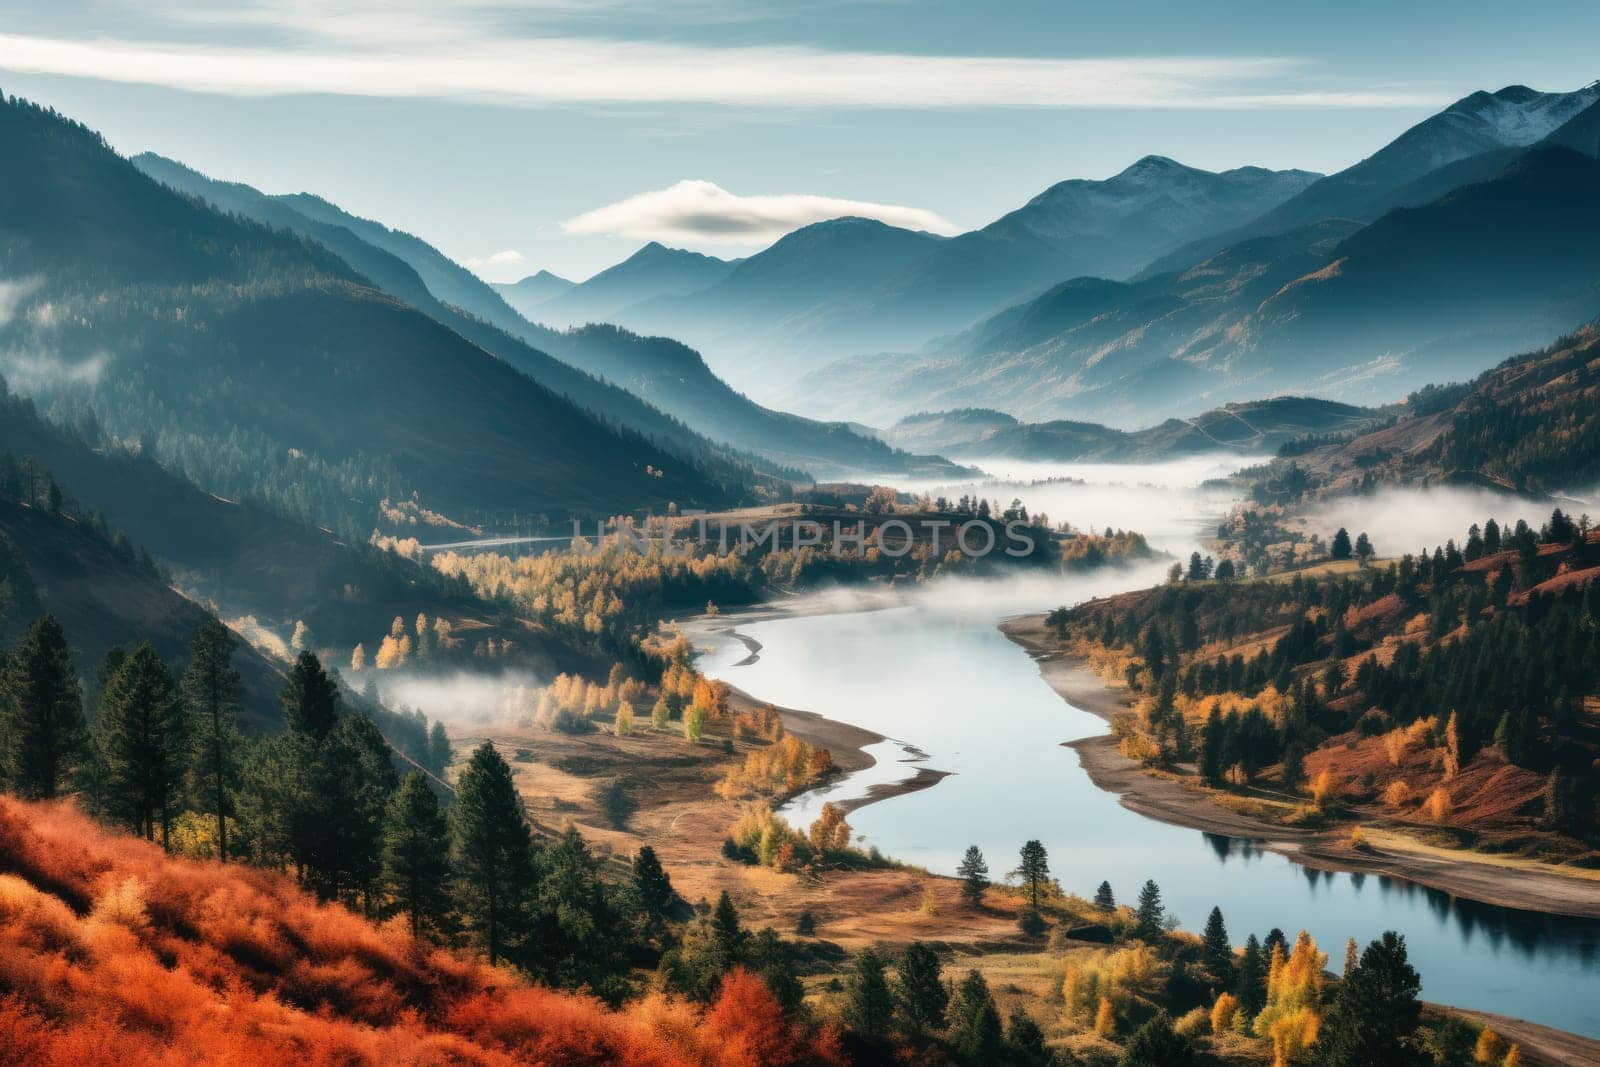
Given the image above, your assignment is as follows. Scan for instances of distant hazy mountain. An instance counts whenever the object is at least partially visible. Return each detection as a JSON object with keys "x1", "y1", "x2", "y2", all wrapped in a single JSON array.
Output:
[
  {"x1": 556, "y1": 325, "x2": 971, "y2": 479},
  {"x1": 604, "y1": 161, "x2": 1317, "y2": 392},
  {"x1": 884, "y1": 397, "x2": 1381, "y2": 462},
  {"x1": 131, "y1": 153, "x2": 960, "y2": 481},
  {"x1": 2, "y1": 97, "x2": 747, "y2": 532},
  {"x1": 533, "y1": 243, "x2": 739, "y2": 329},
  {"x1": 1144, "y1": 82, "x2": 1600, "y2": 277},
  {"x1": 793, "y1": 146, "x2": 1600, "y2": 426},
  {"x1": 495, "y1": 270, "x2": 575, "y2": 317},
  {"x1": 789, "y1": 216, "x2": 1360, "y2": 425},
  {"x1": 132, "y1": 154, "x2": 819, "y2": 482}
]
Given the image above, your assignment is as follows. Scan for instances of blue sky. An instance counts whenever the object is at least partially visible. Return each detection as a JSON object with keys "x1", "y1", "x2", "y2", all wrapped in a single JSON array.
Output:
[{"x1": 1, "y1": 1, "x2": 1596, "y2": 280}]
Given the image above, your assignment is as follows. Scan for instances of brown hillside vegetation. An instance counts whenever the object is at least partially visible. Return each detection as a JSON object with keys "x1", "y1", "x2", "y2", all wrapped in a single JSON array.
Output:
[{"x1": 0, "y1": 797, "x2": 840, "y2": 1066}]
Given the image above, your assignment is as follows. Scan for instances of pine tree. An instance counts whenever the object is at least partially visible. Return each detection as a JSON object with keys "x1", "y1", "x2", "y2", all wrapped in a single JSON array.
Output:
[
  {"x1": 1202, "y1": 906, "x2": 1232, "y2": 982},
  {"x1": 957, "y1": 844, "x2": 990, "y2": 905},
  {"x1": 1016, "y1": 839, "x2": 1050, "y2": 910},
  {"x1": 948, "y1": 969, "x2": 1004, "y2": 1061},
  {"x1": 533, "y1": 826, "x2": 625, "y2": 992},
  {"x1": 1316, "y1": 931, "x2": 1421, "y2": 1065},
  {"x1": 452, "y1": 741, "x2": 535, "y2": 964},
  {"x1": 181, "y1": 620, "x2": 242, "y2": 862},
  {"x1": 1094, "y1": 880, "x2": 1116, "y2": 911},
  {"x1": 426, "y1": 720, "x2": 452, "y2": 775},
  {"x1": 895, "y1": 941, "x2": 948, "y2": 1031},
  {"x1": 301, "y1": 712, "x2": 398, "y2": 903},
  {"x1": 1236, "y1": 933, "x2": 1267, "y2": 1015},
  {"x1": 0, "y1": 615, "x2": 85, "y2": 799},
  {"x1": 1005, "y1": 1010, "x2": 1053, "y2": 1066},
  {"x1": 1200, "y1": 704, "x2": 1226, "y2": 786},
  {"x1": 381, "y1": 772, "x2": 451, "y2": 936},
  {"x1": 1331, "y1": 527, "x2": 1353, "y2": 560},
  {"x1": 1135, "y1": 879, "x2": 1165, "y2": 939},
  {"x1": 631, "y1": 845, "x2": 675, "y2": 936},
  {"x1": 1119, "y1": 1011, "x2": 1195, "y2": 1067},
  {"x1": 712, "y1": 889, "x2": 744, "y2": 956},
  {"x1": 844, "y1": 948, "x2": 894, "y2": 1037},
  {"x1": 96, "y1": 644, "x2": 188, "y2": 845},
  {"x1": 281, "y1": 651, "x2": 339, "y2": 739}
]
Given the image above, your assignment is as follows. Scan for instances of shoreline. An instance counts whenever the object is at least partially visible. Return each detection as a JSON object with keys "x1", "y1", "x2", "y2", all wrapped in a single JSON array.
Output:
[
  {"x1": 694, "y1": 611, "x2": 950, "y2": 811},
  {"x1": 685, "y1": 599, "x2": 1600, "y2": 1057},
  {"x1": 1001, "y1": 613, "x2": 1600, "y2": 924}
]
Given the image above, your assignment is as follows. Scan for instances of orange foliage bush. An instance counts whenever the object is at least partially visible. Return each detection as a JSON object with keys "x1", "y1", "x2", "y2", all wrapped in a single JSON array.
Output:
[{"x1": 0, "y1": 797, "x2": 840, "y2": 1066}]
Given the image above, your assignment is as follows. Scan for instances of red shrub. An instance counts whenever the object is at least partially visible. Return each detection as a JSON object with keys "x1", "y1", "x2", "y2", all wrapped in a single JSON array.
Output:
[{"x1": 0, "y1": 798, "x2": 841, "y2": 1065}]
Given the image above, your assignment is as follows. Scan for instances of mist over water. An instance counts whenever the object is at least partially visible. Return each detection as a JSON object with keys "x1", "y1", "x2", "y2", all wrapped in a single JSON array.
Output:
[{"x1": 695, "y1": 457, "x2": 1600, "y2": 1038}]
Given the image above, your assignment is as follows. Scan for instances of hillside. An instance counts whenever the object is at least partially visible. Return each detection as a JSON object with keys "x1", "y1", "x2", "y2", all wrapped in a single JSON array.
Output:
[
  {"x1": 1247, "y1": 148, "x2": 1600, "y2": 379},
  {"x1": 0, "y1": 383, "x2": 591, "y2": 677},
  {"x1": 1041, "y1": 514, "x2": 1600, "y2": 868},
  {"x1": 0, "y1": 487, "x2": 284, "y2": 725},
  {"x1": 130, "y1": 152, "x2": 796, "y2": 489},
  {"x1": 0, "y1": 97, "x2": 747, "y2": 533},
  {"x1": 134, "y1": 152, "x2": 953, "y2": 481},
  {"x1": 796, "y1": 148, "x2": 1600, "y2": 426},
  {"x1": 885, "y1": 397, "x2": 1382, "y2": 462},
  {"x1": 551, "y1": 325, "x2": 972, "y2": 479},
  {"x1": 1244, "y1": 324, "x2": 1600, "y2": 498},
  {"x1": 0, "y1": 796, "x2": 834, "y2": 1066},
  {"x1": 1144, "y1": 81, "x2": 1600, "y2": 277}
]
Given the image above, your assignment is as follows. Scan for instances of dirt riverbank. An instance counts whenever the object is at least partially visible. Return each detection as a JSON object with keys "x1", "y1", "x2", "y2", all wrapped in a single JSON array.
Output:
[{"x1": 1002, "y1": 614, "x2": 1600, "y2": 922}]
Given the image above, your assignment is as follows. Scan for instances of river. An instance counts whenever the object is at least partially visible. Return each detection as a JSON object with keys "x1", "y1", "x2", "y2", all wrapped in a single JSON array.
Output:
[{"x1": 693, "y1": 457, "x2": 1600, "y2": 1038}]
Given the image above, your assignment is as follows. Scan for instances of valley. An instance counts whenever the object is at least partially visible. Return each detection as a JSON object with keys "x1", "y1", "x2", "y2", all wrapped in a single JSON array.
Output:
[{"x1": 2, "y1": 38, "x2": 1600, "y2": 1067}]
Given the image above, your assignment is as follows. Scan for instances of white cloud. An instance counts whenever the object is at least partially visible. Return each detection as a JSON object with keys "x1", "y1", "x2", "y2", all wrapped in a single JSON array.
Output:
[
  {"x1": 562, "y1": 180, "x2": 962, "y2": 245},
  {"x1": 462, "y1": 249, "x2": 526, "y2": 269},
  {"x1": 0, "y1": 30, "x2": 1446, "y2": 111}
]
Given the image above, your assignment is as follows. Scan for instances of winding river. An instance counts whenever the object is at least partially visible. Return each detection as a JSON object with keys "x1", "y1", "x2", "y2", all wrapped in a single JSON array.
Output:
[{"x1": 694, "y1": 458, "x2": 1600, "y2": 1038}]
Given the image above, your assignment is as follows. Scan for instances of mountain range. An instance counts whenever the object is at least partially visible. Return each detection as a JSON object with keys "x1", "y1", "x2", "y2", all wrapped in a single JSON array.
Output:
[
  {"x1": 883, "y1": 396, "x2": 1383, "y2": 463},
  {"x1": 1142, "y1": 81, "x2": 1600, "y2": 278},
  {"x1": 515, "y1": 159, "x2": 1321, "y2": 393},
  {"x1": 785, "y1": 85, "x2": 1600, "y2": 428},
  {"x1": 512, "y1": 243, "x2": 740, "y2": 328},
  {"x1": 0, "y1": 96, "x2": 757, "y2": 536},
  {"x1": 130, "y1": 154, "x2": 957, "y2": 480}
]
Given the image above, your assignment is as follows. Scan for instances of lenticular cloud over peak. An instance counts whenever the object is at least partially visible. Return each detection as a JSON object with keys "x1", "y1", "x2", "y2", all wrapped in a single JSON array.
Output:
[{"x1": 561, "y1": 179, "x2": 963, "y2": 246}]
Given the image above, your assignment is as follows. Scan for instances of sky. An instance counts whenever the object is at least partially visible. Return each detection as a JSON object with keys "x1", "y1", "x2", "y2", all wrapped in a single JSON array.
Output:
[{"x1": 1, "y1": 1, "x2": 1597, "y2": 281}]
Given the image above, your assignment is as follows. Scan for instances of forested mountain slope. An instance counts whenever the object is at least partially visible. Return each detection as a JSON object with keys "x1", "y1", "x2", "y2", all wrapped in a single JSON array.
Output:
[
  {"x1": 1246, "y1": 324, "x2": 1600, "y2": 498},
  {"x1": 798, "y1": 148, "x2": 1600, "y2": 426},
  {"x1": 130, "y1": 152, "x2": 798, "y2": 486},
  {"x1": 0, "y1": 473, "x2": 284, "y2": 723},
  {"x1": 0, "y1": 96, "x2": 743, "y2": 532},
  {"x1": 131, "y1": 153, "x2": 942, "y2": 478}
]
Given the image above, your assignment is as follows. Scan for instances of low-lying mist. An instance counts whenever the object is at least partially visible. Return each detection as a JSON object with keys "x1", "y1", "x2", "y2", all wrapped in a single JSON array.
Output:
[
  {"x1": 750, "y1": 455, "x2": 1250, "y2": 623},
  {"x1": 1303, "y1": 485, "x2": 1594, "y2": 557},
  {"x1": 365, "y1": 667, "x2": 544, "y2": 726}
]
